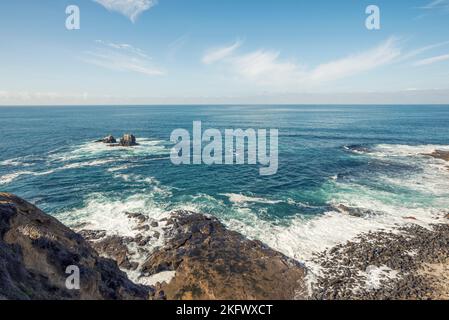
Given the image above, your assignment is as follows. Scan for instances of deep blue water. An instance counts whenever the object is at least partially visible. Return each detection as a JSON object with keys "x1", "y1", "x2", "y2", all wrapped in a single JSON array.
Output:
[{"x1": 1, "y1": 105, "x2": 449, "y2": 259}]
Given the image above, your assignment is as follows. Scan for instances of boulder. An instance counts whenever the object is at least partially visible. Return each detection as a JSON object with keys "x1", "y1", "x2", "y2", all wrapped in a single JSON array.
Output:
[
  {"x1": 423, "y1": 150, "x2": 449, "y2": 162},
  {"x1": 119, "y1": 134, "x2": 138, "y2": 147},
  {"x1": 0, "y1": 193, "x2": 152, "y2": 300},
  {"x1": 140, "y1": 211, "x2": 308, "y2": 300},
  {"x1": 96, "y1": 135, "x2": 116, "y2": 144},
  {"x1": 333, "y1": 204, "x2": 378, "y2": 218}
]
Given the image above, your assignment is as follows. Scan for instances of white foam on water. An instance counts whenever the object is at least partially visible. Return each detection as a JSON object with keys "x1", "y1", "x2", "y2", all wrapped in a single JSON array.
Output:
[
  {"x1": 0, "y1": 169, "x2": 57, "y2": 185},
  {"x1": 56, "y1": 192, "x2": 174, "y2": 284},
  {"x1": 61, "y1": 159, "x2": 116, "y2": 170},
  {"x1": 51, "y1": 138, "x2": 170, "y2": 162},
  {"x1": 137, "y1": 271, "x2": 177, "y2": 287},
  {"x1": 371, "y1": 144, "x2": 449, "y2": 158},
  {"x1": 221, "y1": 193, "x2": 283, "y2": 205},
  {"x1": 210, "y1": 144, "x2": 449, "y2": 281},
  {"x1": 57, "y1": 193, "x2": 170, "y2": 237},
  {"x1": 0, "y1": 158, "x2": 33, "y2": 167},
  {"x1": 0, "y1": 158, "x2": 118, "y2": 185},
  {"x1": 107, "y1": 164, "x2": 132, "y2": 172},
  {"x1": 361, "y1": 265, "x2": 399, "y2": 291}
]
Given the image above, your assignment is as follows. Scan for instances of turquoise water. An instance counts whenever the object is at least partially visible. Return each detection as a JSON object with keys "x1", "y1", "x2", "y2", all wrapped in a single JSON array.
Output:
[{"x1": 1, "y1": 105, "x2": 449, "y2": 261}]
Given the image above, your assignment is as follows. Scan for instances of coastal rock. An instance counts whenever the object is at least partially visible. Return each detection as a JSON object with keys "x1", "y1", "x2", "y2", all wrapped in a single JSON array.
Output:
[
  {"x1": 0, "y1": 193, "x2": 152, "y2": 300},
  {"x1": 96, "y1": 135, "x2": 116, "y2": 144},
  {"x1": 89, "y1": 236, "x2": 138, "y2": 271},
  {"x1": 311, "y1": 224, "x2": 449, "y2": 300},
  {"x1": 344, "y1": 144, "x2": 370, "y2": 154},
  {"x1": 119, "y1": 134, "x2": 138, "y2": 147},
  {"x1": 333, "y1": 204, "x2": 378, "y2": 218},
  {"x1": 141, "y1": 211, "x2": 308, "y2": 300},
  {"x1": 423, "y1": 150, "x2": 449, "y2": 162}
]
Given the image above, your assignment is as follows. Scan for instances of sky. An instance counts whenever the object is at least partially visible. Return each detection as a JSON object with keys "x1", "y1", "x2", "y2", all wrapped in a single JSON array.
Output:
[{"x1": 1, "y1": 0, "x2": 449, "y2": 105}]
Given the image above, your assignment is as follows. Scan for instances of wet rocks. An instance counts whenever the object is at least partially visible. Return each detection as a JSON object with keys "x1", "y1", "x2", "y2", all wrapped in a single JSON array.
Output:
[
  {"x1": 125, "y1": 212, "x2": 148, "y2": 224},
  {"x1": 311, "y1": 224, "x2": 449, "y2": 300},
  {"x1": 96, "y1": 134, "x2": 139, "y2": 147},
  {"x1": 140, "y1": 211, "x2": 308, "y2": 300},
  {"x1": 89, "y1": 236, "x2": 138, "y2": 271},
  {"x1": 423, "y1": 150, "x2": 449, "y2": 162},
  {"x1": 333, "y1": 204, "x2": 378, "y2": 218},
  {"x1": 96, "y1": 135, "x2": 116, "y2": 144},
  {"x1": 119, "y1": 134, "x2": 138, "y2": 147},
  {"x1": 0, "y1": 193, "x2": 152, "y2": 300},
  {"x1": 78, "y1": 229, "x2": 107, "y2": 240},
  {"x1": 344, "y1": 144, "x2": 370, "y2": 154}
]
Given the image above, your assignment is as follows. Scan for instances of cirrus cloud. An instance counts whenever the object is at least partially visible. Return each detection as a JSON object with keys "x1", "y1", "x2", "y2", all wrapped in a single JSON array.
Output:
[
  {"x1": 82, "y1": 40, "x2": 165, "y2": 76},
  {"x1": 93, "y1": 0, "x2": 158, "y2": 22},
  {"x1": 203, "y1": 37, "x2": 402, "y2": 90}
]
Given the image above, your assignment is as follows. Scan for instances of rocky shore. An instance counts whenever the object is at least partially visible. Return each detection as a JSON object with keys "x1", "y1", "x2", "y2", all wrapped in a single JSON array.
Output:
[
  {"x1": 0, "y1": 193, "x2": 307, "y2": 300},
  {"x1": 1, "y1": 191, "x2": 449, "y2": 300},
  {"x1": 311, "y1": 222, "x2": 449, "y2": 300},
  {"x1": 0, "y1": 193, "x2": 151, "y2": 300},
  {"x1": 74, "y1": 211, "x2": 309, "y2": 300}
]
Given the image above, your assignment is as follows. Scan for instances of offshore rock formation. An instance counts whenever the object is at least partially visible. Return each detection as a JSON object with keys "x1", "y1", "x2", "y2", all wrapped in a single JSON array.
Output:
[
  {"x1": 95, "y1": 134, "x2": 139, "y2": 147},
  {"x1": 96, "y1": 135, "x2": 117, "y2": 144},
  {"x1": 119, "y1": 134, "x2": 138, "y2": 147},
  {"x1": 425, "y1": 150, "x2": 449, "y2": 162},
  {"x1": 0, "y1": 193, "x2": 151, "y2": 300}
]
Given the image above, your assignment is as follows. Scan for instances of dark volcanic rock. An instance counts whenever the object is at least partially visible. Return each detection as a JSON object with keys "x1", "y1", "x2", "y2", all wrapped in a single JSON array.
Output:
[
  {"x1": 333, "y1": 204, "x2": 378, "y2": 218},
  {"x1": 344, "y1": 144, "x2": 370, "y2": 154},
  {"x1": 141, "y1": 211, "x2": 308, "y2": 300},
  {"x1": 423, "y1": 150, "x2": 449, "y2": 162},
  {"x1": 119, "y1": 134, "x2": 138, "y2": 147},
  {"x1": 89, "y1": 236, "x2": 138, "y2": 271},
  {"x1": 96, "y1": 135, "x2": 116, "y2": 144},
  {"x1": 311, "y1": 224, "x2": 449, "y2": 300},
  {"x1": 0, "y1": 193, "x2": 152, "y2": 300}
]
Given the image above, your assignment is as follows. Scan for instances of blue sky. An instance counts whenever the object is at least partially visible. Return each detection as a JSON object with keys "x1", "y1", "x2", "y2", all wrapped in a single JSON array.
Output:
[{"x1": 1, "y1": 0, "x2": 449, "y2": 105}]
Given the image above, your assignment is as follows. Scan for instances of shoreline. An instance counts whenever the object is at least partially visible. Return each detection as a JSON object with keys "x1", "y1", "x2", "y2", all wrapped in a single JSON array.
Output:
[
  {"x1": 1, "y1": 191, "x2": 449, "y2": 300},
  {"x1": 311, "y1": 221, "x2": 449, "y2": 299}
]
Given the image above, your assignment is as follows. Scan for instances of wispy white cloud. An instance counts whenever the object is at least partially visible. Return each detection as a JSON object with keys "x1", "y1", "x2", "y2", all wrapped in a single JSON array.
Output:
[
  {"x1": 204, "y1": 37, "x2": 401, "y2": 89},
  {"x1": 309, "y1": 38, "x2": 400, "y2": 82},
  {"x1": 400, "y1": 40, "x2": 449, "y2": 61},
  {"x1": 230, "y1": 50, "x2": 302, "y2": 88},
  {"x1": 202, "y1": 40, "x2": 242, "y2": 65},
  {"x1": 93, "y1": 0, "x2": 158, "y2": 22},
  {"x1": 167, "y1": 34, "x2": 190, "y2": 61},
  {"x1": 82, "y1": 41, "x2": 165, "y2": 76},
  {"x1": 418, "y1": 0, "x2": 449, "y2": 11},
  {"x1": 414, "y1": 53, "x2": 449, "y2": 66}
]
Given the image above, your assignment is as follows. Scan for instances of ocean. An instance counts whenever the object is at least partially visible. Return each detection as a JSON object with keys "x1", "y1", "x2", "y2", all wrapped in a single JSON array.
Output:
[{"x1": 1, "y1": 105, "x2": 449, "y2": 267}]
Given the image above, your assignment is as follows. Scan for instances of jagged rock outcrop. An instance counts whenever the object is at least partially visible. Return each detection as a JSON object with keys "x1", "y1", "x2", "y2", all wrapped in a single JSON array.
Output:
[
  {"x1": 424, "y1": 150, "x2": 449, "y2": 161},
  {"x1": 96, "y1": 135, "x2": 116, "y2": 144},
  {"x1": 119, "y1": 134, "x2": 138, "y2": 147},
  {"x1": 140, "y1": 212, "x2": 308, "y2": 300},
  {"x1": 0, "y1": 193, "x2": 151, "y2": 300}
]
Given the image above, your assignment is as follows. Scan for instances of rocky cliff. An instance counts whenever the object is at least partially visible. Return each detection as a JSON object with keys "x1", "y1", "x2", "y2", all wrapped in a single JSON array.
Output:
[
  {"x1": 0, "y1": 193, "x2": 151, "y2": 300},
  {"x1": 0, "y1": 193, "x2": 308, "y2": 300}
]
